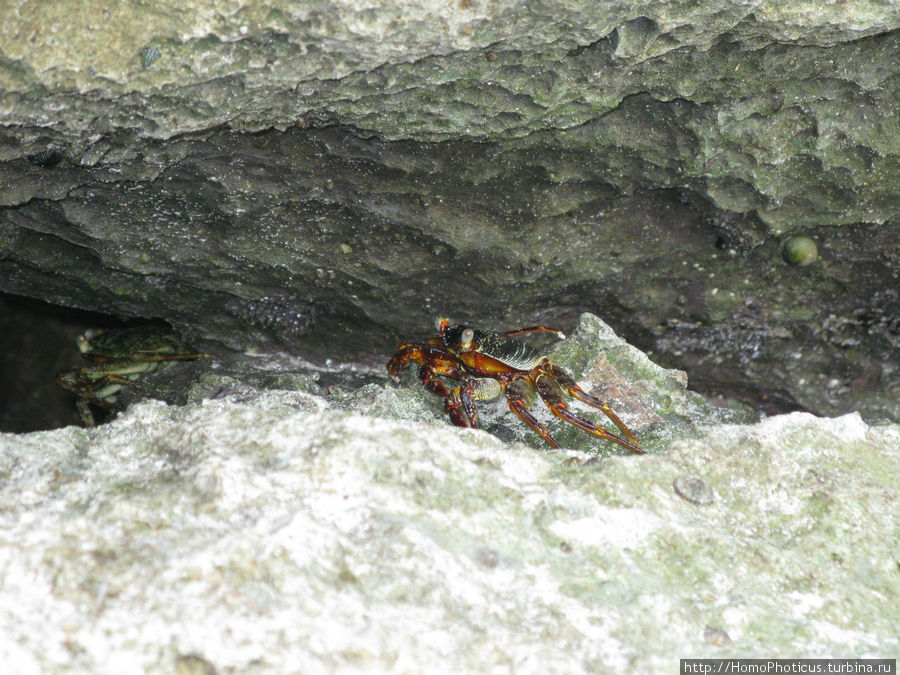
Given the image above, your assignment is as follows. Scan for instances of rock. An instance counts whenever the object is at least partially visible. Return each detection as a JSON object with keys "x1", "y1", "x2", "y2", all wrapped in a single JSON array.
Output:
[
  {"x1": 2, "y1": 4, "x2": 899, "y2": 431},
  {"x1": 1, "y1": 314, "x2": 897, "y2": 671}
]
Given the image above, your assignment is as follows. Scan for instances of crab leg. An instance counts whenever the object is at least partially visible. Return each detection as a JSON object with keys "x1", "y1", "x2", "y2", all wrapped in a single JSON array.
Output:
[
  {"x1": 87, "y1": 372, "x2": 141, "y2": 387},
  {"x1": 127, "y1": 353, "x2": 209, "y2": 362},
  {"x1": 547, "y1": 403, "x2": 644, "y2": 454},
  {"x1": 387, "y1": 341, "x2": 482, "y2": 428},
  {"x1": 414, "y1": 359, "x2": 482, "y2": 429},
  {"x1": 76, "y1": 399, "x2": 97, "y2": 427},
  {"x1": 543, "y1": 363, "x2": 641, "y2": 449},
  {"x1": 417, "y1": 370, "x2": 482, "y2": 429},
  {"x1": 533, "y1": 371, "x2": 644, "y2": 454},
  {"x1": 507, "y1": 398, "x2": 561, "y2": 449},
  {"x1": 87, "y1": 353, "x2": 209, "y2": 364},
  {"x1": 505, "y1": 325, "x2": 566, "y2": 340}
]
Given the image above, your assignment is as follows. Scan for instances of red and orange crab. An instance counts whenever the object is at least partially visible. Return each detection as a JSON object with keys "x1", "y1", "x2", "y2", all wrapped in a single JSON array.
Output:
[{"x1": 387, "y1": 317, "x2": 643, "y2": 454}]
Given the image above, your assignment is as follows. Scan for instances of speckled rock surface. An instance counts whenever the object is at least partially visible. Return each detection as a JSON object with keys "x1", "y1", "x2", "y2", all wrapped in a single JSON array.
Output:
[
  {"x1": 4, "y1": 1, "x2": 895, "y2": 141},
  {"x1": 2, "y1": 1, "x2": 899, "y2": 428},
  {"x1": 3, "y1": 1, "x2": 897, "y2": 225},
  {"x1": 1, "y1": 315, "x2": 897, "y2": 671}
]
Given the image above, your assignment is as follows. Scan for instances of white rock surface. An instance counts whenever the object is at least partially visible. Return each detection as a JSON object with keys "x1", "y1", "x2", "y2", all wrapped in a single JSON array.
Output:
[{"x1": 1, "y1": 387, "x2": 898, "y2": 673}]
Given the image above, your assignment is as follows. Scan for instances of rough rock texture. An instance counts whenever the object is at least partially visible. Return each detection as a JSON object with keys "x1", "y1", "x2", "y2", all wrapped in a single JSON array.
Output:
[
  {"x1": 1, "y1": 315, "x2": 897, "y2": 672},
  {"x1": 1, "y1": 1, "x2": 899, "y2": 427},
  {"x1": 3, "y1": 0, "x2": 897, "y2": 226}
]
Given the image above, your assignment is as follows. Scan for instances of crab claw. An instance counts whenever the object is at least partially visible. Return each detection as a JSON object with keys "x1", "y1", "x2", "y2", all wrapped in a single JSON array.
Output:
[{"x1": 444, "y1": 384, "x2": 479, "y2": 428}]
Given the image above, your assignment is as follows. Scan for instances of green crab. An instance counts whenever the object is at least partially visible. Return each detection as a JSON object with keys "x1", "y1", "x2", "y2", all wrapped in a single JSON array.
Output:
[{"x1": 56, "y1": 325, "x2": 208, "y2": 427}]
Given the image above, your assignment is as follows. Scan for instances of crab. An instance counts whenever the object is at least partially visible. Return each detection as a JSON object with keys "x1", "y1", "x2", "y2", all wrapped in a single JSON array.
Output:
[
  {"x1": 387, "y1": 317, "x2": 643, "y2": 454},
  {"x1": 56, "y1": 325, "x2": 208, "y2": 427}
]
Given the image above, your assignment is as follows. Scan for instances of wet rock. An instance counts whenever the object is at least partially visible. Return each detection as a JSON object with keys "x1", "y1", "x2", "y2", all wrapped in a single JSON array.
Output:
[{"x1": 1, "y1": 1, "x2": 898, "y2": 426}]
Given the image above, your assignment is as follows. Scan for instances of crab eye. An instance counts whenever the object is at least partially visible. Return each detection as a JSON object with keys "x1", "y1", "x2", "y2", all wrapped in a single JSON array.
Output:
[
  {"x1": 460, "y1": 327, "x2": 475, "y2": 351},
  {"x1": 435, "y1": 316, "x2": 450, "y2": 334},
  {"x1": 77, "y1": 333, "x2": 93, "y2": 354}
]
